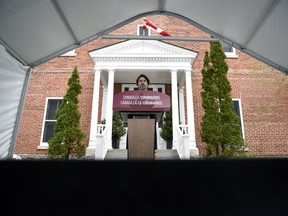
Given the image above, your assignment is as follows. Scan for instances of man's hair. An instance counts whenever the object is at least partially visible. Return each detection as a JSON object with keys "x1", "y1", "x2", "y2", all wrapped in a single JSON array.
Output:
[{"x1": 136, "y1": 74, "x2": 150, "y2": 85}]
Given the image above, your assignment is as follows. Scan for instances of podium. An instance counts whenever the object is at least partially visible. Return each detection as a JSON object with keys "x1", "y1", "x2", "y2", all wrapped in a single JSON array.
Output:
[
  {"x1": 127, "y1": 117, "x2": 155, "y2": 159},
  {"x1": 113, "y1": 90, "x2": 170, "y2": 160}
]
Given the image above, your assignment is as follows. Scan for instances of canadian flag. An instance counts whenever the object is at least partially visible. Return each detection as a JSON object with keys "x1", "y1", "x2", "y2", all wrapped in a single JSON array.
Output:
[{"x1": 142, "y1": 18, "x2": 171, "y2": 36}]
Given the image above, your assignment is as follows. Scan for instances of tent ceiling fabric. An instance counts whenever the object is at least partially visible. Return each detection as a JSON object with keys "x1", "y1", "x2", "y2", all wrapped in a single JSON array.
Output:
[{"x1": 0, "y1": 0, "x2": 287, "y2": 74}]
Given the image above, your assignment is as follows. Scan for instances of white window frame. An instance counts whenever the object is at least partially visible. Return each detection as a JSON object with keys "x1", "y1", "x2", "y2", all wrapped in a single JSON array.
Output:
[
  {"x1": 221, "y1": 41, "x2": 238, "y2": 58},
  {"x1": 224, "y1": 47, "x2": 238, "y2": 58},
  {"x1": 232, "y1": 98, "x2": 245, "y2": 140},
  {"x1": 38, "y1": 97, "x2": 63, "y2": 149},
  {"x1": 61, "y1": 49, "x2": 77, "y2": 57},
  {"x1": 217, "y1": 98, "x2": 245, "y2": 140}
]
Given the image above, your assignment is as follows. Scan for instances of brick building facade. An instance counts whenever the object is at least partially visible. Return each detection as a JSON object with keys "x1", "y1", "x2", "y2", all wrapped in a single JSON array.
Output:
[{"x1": 15, "y1": 14, "x2": 288, "y2": 158}]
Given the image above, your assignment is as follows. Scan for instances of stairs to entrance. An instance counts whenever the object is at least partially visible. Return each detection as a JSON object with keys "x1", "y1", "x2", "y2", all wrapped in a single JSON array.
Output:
[
  {"x1": 154, "y1": 149, "x2": 180, "y2": 160},
  {"x1": 104, "y1": 149, "x2": 180, "y2": 160}
]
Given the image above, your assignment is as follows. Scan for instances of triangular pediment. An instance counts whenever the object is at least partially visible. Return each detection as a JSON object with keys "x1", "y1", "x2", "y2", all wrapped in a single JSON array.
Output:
[{"x1": 89, "y1": 40, "x2": 197, "y2": 58}]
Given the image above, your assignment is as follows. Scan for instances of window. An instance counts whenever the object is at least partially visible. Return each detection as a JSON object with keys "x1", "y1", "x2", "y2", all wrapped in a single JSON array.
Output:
[
  {"x1": 217, "y1": 98, "x2": 245, "y2": 139},
  {"x1": 221, "y1": 41, "x2": 233, "y2": 52},
  {"x1": 122, "y1": 84, "x2": 165, "y2": 93},
  {"x1": 220, "y1": 41, "x2": 238, "y2": 58},
  {"x1": 38, "y1": 98, "x2": 63, "y2": 149},
  {"x1": 232, "y1": 99, "x2": 245, "y2": 139},
  {"x1": 137, "y1": 25, "x2": 150, "y2": 36}
]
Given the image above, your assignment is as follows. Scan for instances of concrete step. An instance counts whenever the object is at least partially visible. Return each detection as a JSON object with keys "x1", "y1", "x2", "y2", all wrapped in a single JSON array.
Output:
[
  {"x1": 154, "y1": 149, "x2": 180, "y2": 160},
  {"x1": 104, "y1": 149, "x2": 180, "y2": 160},
  {"x1": 104, "y1": 149, "x2": 128, "y2": 160}
]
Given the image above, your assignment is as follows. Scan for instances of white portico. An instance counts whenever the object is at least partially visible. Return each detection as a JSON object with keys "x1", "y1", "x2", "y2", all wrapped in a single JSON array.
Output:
[{"x1": 87, "y1": 40, "x2": 199, "y2": 159}]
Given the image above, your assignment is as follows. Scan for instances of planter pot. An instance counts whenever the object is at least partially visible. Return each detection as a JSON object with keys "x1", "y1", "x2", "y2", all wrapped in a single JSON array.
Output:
[
  {"x1": 112, "y1": 139, "x2": 120, "y2": 149},
  {"x1": 166, "y1": 140, "x2": 172, "y2": 149}
]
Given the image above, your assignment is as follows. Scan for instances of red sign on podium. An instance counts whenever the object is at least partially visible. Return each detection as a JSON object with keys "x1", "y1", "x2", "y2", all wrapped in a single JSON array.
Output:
[{"x1": 113, "y1": 90, "x2": 170, "y2": 112}]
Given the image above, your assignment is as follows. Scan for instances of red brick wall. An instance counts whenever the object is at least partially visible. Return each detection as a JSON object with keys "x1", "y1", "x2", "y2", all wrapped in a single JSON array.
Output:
[{"x1": 15, "y1": 14, "x2": 288, "y2": 157}]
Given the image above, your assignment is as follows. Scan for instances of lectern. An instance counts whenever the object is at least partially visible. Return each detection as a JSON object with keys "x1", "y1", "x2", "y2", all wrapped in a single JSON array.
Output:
[{"x1": 113, "y1": 90, "x2": 170, "y2": 160}]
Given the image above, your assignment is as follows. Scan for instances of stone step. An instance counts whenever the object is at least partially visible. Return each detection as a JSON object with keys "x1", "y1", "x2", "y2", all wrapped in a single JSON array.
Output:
[
  {"x1": 104, "y1": 149, "x2": 127, "y2": 160},
  {"x1": 104, "y1": 149, "x2": 180, "y2": 160},
  {"x1": 154, "y1": 149, "x2": 180, "y2": 160}
]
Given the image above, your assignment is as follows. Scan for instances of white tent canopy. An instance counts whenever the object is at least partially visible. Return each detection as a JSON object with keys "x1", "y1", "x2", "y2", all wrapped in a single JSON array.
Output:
[
  {"x1": 0, "y1": 0, "x2": 287, "y2": 159},
  {"x1": 0, "y1": 45, "x2": 29, "y2": 159}
]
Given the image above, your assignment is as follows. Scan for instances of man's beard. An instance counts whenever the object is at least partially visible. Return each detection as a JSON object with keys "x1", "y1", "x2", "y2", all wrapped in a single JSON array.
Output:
[{"x1": 139, "y1": 85, "x2": 146, "y2": 90}]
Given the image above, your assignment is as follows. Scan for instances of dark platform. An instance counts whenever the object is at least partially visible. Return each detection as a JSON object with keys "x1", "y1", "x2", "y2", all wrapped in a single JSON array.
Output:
[{"x1": 1, "y1": 158, "x2": 287, "y2": 215}]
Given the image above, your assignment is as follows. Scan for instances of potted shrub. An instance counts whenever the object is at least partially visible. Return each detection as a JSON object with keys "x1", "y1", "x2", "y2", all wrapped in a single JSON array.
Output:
[
  {"x1": 112, "y1": 111, "x2": 126, "y2": 149},
  {"x1": 160, "y1": 108, "x2": 173, "y2": 149}
]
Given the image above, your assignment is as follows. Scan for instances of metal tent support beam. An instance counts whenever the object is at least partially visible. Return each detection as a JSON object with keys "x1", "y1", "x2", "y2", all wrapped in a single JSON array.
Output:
[
  {"x1": 101, "y1": 35, "x2": 219, "y2": 42},
  {"x1": 8, "y1": 67, "x2": 32, "y2": 159}
]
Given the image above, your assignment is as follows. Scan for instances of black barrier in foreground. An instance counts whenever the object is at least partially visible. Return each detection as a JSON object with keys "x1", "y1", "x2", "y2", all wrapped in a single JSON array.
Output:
[{"x1": 1, "y1": 158, "x2": 287, "y2": 216}]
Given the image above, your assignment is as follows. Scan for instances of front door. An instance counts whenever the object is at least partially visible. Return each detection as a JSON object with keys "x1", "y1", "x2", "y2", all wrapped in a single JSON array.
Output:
[{"x1": 119, "y1": 84, "x2": 166, "y2": 149}]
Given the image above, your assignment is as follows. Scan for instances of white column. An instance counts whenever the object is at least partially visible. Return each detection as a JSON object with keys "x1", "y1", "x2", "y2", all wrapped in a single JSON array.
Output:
[
  {"x1": 179, "y1": 86, "x2": 185, "y2": 125},
  {"x1": 105, "y1": 69, "x2": 115, "y2": 149},
  {"x1": 171, "y1": 69, "x2": 179, "y2": 150},
  {"x1": 86, "y1": 68, "x2": 101, "y2": 155},
  {"x1": 185, "y1": 69, "x2": 199, "y2": 156},
  {"x1": 101, "y1": 86, "x2": 108, "y2": 121}
]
